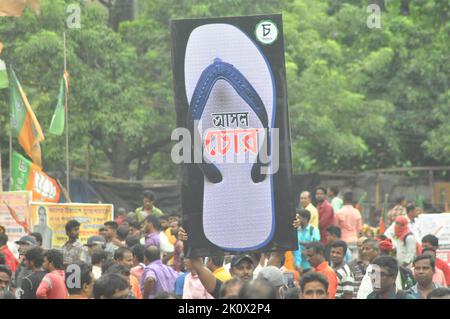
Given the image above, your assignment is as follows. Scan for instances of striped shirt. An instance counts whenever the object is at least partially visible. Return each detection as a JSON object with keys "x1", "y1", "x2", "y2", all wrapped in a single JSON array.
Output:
[
  {"x1": 348, "y1": 259, "x2": 367, "y2": 296},
  {"x1": 334, "y1": 264, "x2": 355, "y2": 299}
]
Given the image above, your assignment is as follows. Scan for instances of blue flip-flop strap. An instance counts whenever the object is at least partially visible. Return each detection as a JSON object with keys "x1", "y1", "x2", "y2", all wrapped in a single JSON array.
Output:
[
  {"x1": 188, "y1": 59, "x2": 270, "y2": 183},
  {"x1": 189, "y1": 59, "x2": 268, "y2": 126}
]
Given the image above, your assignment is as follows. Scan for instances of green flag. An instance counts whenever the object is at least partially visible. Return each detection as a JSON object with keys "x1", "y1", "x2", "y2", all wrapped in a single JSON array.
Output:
[
  {"x1": 10, "y1": 150, "x2": 61, "y2": 202},
  {"x1": 48, "y1": 72, "x2": 68, "y2": 135},
  {"x1": 9, "y1": 66, "x2": 45, "y2": 167},
  {"x1": 10, "y1": 151, "x2": 32, "y2": 191},
  {"x1": 0, "y1": 58, "x2": 8, "y2": 89}
]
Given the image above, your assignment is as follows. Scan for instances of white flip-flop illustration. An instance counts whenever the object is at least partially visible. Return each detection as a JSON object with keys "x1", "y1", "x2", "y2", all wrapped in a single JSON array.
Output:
[{"x1": 185, "y1": 23, "x2": 276, "y2": 251}]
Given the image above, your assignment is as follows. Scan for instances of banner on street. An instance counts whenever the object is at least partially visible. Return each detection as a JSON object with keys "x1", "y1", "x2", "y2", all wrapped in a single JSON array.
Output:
[
  {"x1": 416, "y1": 213, "x2": 450, "y2": 248},
  {"x1": 30, "y1": 202, "x2": 113, "y2": 249}
]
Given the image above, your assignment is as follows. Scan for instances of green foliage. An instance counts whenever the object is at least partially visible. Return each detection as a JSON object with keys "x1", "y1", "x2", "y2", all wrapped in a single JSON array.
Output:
[{"x1": 0, "y1": 0, "x2": 449, "y2": 180}]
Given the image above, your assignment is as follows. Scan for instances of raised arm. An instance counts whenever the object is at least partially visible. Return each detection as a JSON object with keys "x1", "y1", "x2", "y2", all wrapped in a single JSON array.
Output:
[
  {"x1": 190, "y1": 257, "x2": 218, "y2": 294},
  {"x1": 178, "y1": 227, "x2": 218, "y2": 294}
]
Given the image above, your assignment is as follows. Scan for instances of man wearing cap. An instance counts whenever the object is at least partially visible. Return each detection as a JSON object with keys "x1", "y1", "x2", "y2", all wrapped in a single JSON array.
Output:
[
  {"x1": 257, "y1": 266, "x2": 288, "y2": 299},
  {"x1": 176, "y1": 227, "x2": 256, "y2": 298},
  {"x1": 189, "y1": 254, "x2": 255, "y2": 299},
  {"x1": 13, "y1": 235, "x2": 37, "y2": 291},
  {"x1": 82, "y1": 236, "x2": 106, "y2": 265},
  {"x1": 229, "y1": 255, "x2": 254, "y2": 281}
]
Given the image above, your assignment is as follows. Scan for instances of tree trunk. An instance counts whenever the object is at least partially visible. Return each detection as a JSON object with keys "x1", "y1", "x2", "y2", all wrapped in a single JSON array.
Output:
[
  {"x1": 400, "y1": 0, "x2": 411, "y2": 16},
  {"x1": 110, "y1": 0, "x2": 138, "y2": 31},
  {"x1": 136, "y1": 155, "x2": 151, "y2": 180},
  {"x1": 111, "y1": 135, "x2": 132, "y2": 179}
]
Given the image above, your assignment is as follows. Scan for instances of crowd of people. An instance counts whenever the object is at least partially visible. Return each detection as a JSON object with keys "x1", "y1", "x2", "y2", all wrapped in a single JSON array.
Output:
[{"x1": 0, "y1": 188, "x2": 449, "y2": 299}]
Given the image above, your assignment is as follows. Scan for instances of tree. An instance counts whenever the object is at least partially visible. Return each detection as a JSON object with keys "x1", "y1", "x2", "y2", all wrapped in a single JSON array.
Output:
[
  {"x1": 0, "y1": 0, "x2": 174, "y2": 180},
  {"x1": 1, "y1": 0, "x2": 448, "y2": 180}
]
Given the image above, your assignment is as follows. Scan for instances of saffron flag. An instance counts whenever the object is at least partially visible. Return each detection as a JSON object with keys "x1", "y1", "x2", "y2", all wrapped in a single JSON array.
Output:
[
  {"x1": 10, "y1": 151, "x2": 60, "y2": 203},
  {"x1": 379, "y1": 193, "x2": 389, "y2": 235},
  {"x1": 48, "y1": 71, "x2": 68, "y2": 135},
  {"x1": 4, "y1": 201, "x2": 30, "y2": 233},
  {"x1": 379, "y1": 215, "x2": 386, "y2": 235},
  {"x1": 9, "y1": 66, "x2": 45, "y2": 167},
  {"x1": 0, "y1": 0, "x2": 40, "y2": 17}
]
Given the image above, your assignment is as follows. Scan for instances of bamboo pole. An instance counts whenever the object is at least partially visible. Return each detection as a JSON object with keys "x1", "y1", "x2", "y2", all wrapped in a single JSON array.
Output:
[
  {"x1": 0, "y1": 140, "x2": 3, "y2": 192},
  {"x1": 429, "y1": 170, "x2": 434, "y2": 207},
  {"x1": 57, "y1": 179, "x2": 72, "y2": 203},
  {"x1": 9, "y1": 131, "x2": 12, "y2": 190},
  {"x1": 63, "y1": 32, "x2": 70, "y2": 196},
  {"x1": 375, "y1": 173, "x2": 380, "y2": 210}
]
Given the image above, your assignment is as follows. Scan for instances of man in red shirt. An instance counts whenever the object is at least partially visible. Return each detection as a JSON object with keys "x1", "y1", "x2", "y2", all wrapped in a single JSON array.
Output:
[
  {"x1": 305, "y1": 241, "x2": 338, "y2": 299},
  {"x1": 422, "y1": 234, "x2": 450, "y2": 286},
  {"x1": 0, "y1": 233, "x2": 19, "y2": 274},
  {"x1": 316, "y1": 187, "x2": 335, "y2": 245},
  {"x1": 335, "y1": 192, "x2": 362, "y2": 258},
  {"x1": 36, "y1": 249, "x2": 68, "y2": 299}
]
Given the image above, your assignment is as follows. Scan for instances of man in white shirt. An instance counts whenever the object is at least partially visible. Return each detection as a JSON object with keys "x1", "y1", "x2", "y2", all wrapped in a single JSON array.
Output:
[{"x1": 357, "y1": 239, "x2": 381, "y2": 299}]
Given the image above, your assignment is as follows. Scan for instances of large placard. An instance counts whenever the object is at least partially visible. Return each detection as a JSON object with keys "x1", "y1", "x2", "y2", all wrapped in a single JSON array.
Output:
[{"x1": 30, "y1": 202, "x2": 113, "y2": 249}]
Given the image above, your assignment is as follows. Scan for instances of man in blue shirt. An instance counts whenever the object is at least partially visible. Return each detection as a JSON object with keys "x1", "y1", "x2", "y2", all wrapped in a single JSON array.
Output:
[
  {"x1": 293, "y1": 209, "x2": 320, "y2": 273},
  {"x1": 408, "y1": 254, "x2": 443, "y2": 299}
]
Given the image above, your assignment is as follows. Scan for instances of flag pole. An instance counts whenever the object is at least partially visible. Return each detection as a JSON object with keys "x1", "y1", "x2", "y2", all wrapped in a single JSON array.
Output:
[
  {"x1": 9, "y1": 130, "x2": 12, "y2": 190},
  {"x1": 0, "y1": 138, "x2": 3, "y2": 192},
  {"x1": 63, "y1": 32, "x2": 70, "y2": 196},
  {"x1": 0, "y1": 43, "x2": 3, "y2": 192},
  {"x1": 0, "y1": 121, "x2": 5, "y2": 192},
  {"x1": 0, "y1": 127, "x2": 13, "y2": 193}
]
